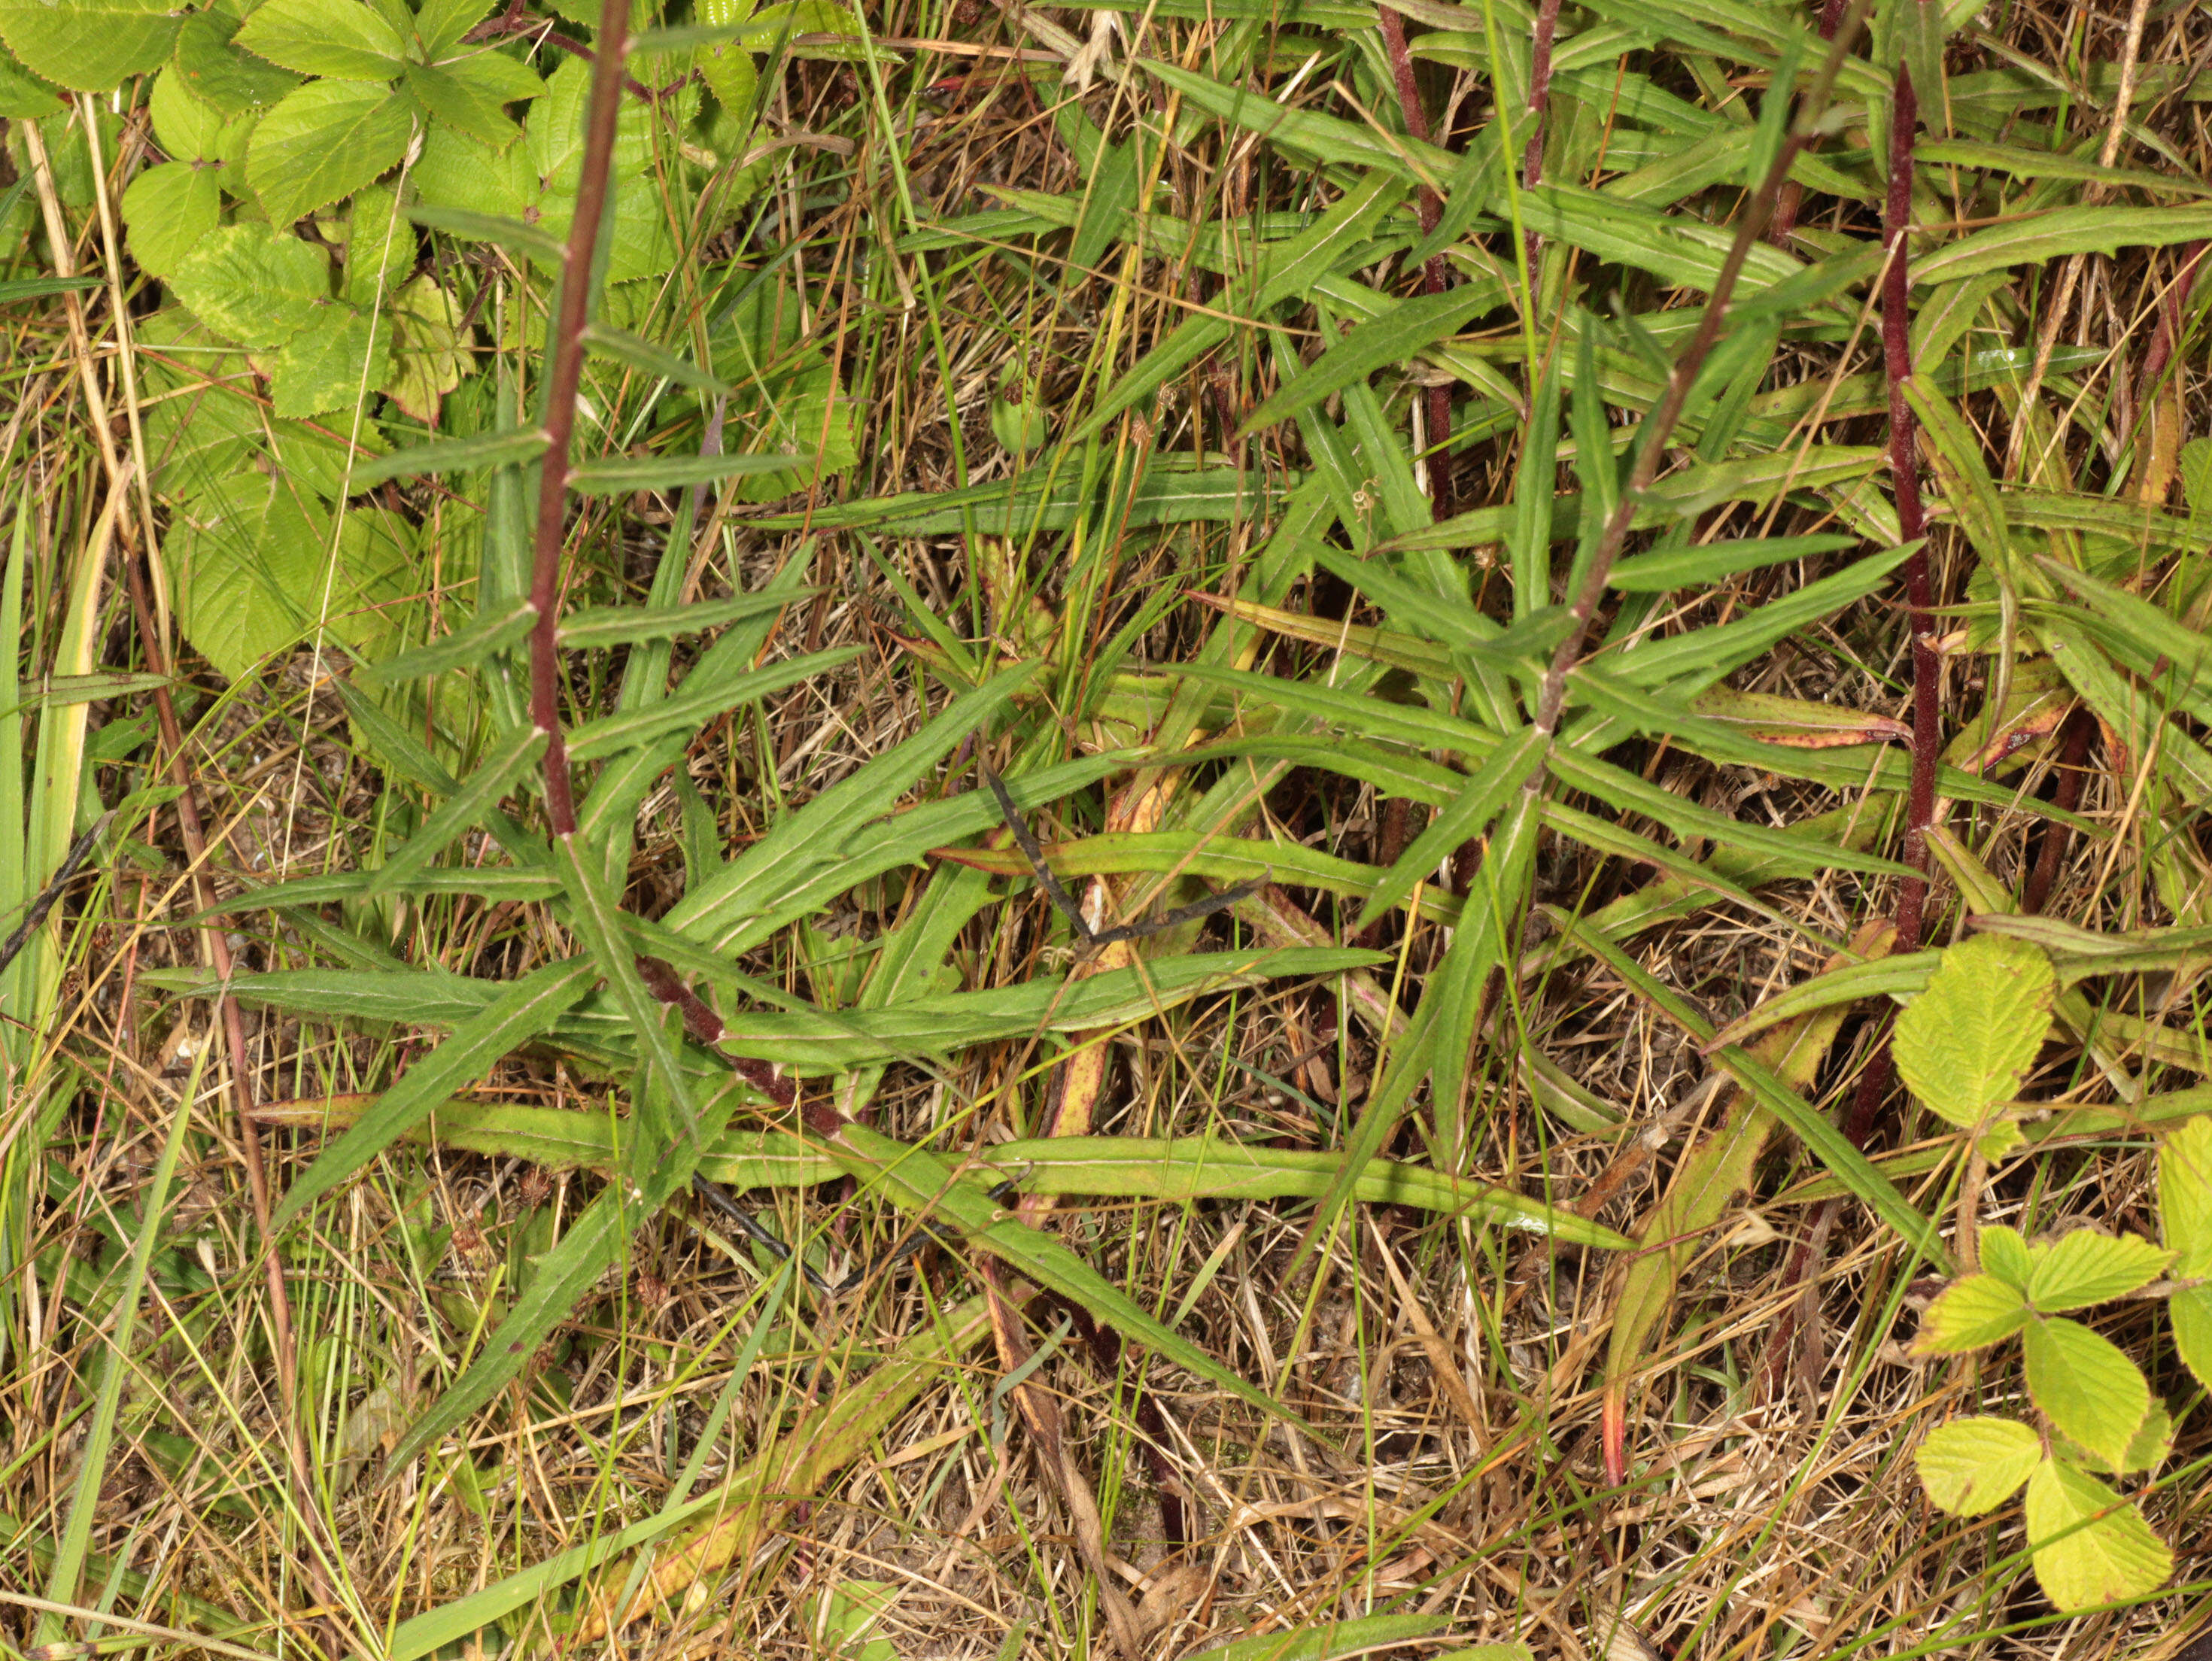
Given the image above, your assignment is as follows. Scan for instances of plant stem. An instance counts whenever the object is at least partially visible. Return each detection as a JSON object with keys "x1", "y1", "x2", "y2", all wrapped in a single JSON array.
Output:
[
  {"x1": 1520, "y1": 0, "x2": 1563, "y2": 275},
  {"x1": 1525, "y1": 1, "x2": 1868, "y2": 746},
  {"x1": 1882, "y1": 65, "x2": 1938, "y2": 953},
  {"x1": 528, "y1": 0, "x2": 633, "y2": 839},
  {"x1": 1376, "y1": 4, "x2": 1456, "y2": 513}
]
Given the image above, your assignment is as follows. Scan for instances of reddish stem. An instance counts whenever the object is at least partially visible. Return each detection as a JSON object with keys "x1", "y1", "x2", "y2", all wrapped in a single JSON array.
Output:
[
  {"x1": 1882, "y1": 64, "x2": 1937, "y2": 953},
  {"x1": 1375, "y1": 5, "x2": 1456, "y2": 513},
  {"x1": 1768, "y1": 0, "x2": 1851, "y2": 245},
  {"x1": 1520, "y1": 0, "x2": 1563, "y2": 274},
  {"x1": 2021, "y1": 709, "x2": 2096, "y2": 918},
  {"x1": 528, "y1": 0, "x2": 633, "y2": 837}
]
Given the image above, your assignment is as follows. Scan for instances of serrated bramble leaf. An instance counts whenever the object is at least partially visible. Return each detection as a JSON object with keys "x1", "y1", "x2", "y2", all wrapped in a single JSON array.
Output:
[
  {"x1": 0, "y1": 47, "x2": 61, "y2": 115},
  {"x1": 1914, "y1": 1273, "x2": 2029, "y2": 1354},
  {"x1": 2024, "y1": 1458, "x2": 2173, "y2": 1613},
  {"x1": 2026, "y1": 1231, "x2": 2172, "y2": 1313},
  {"x1": 2022, "y1": 1316, "x2": 2151, "y2": 1471},
  {"x1": 406, "y1": 59, "x2": 521, "y2": 145},
  {"x1": 1894, "y1": 932, "x2": 2055, "y2": 1128},
  {"x1": 412, "y1": 0, "x2": 494, "y2": 58},
  {"x1": 2110, "y1": 1398, "x2": 2174, "y2": 1477},
  {"x1": 234, "y1": 0, "x2": 407, "y2": 79},
  {"x1": 248, "y1": 77, "x2": 414, "y2": 226},
  {"x1": 0, "y1": 0, "x2": 180, "y2": 91},
  {"x1": 1980, "y1": 1222, "x2": 2033, "y2": 1289},
  {"x1": 267, "y1": 305, "x2": 387, "y2": 418},
  {"x1": 149, "y1": 65, "x2": 226, "y2": 159},
  {"x1": 384, "y1": 273, "x2": 466, "y2": 424},
  {"x1": 173, "y1": 11, "x2": 302, "y2": 114},
  {"x1": 121, "y1": 163, "x2": 219, "y2": 278},
  {"x1": 2171, "y1": 1286, "x2": 2212, "y2": 1394},
  {"x1": 169, "y1": 224, "x2": 329, "y2": 348},
  {"x1": 2159, "y1": 1116, "x2": 2212, "y2": 1277},
  {"x1": 1916, "y1": 1417, "x2": 2042, "y2": 1517}
]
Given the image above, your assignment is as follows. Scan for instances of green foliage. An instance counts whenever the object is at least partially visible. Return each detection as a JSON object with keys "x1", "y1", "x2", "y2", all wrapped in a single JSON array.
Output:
[
  {"x1": 1906, "y1": 934, "x2": 2209, "y2": 1613},
  {"x1": 10, "y1": 0, "x2": 871, "y2": 684}
]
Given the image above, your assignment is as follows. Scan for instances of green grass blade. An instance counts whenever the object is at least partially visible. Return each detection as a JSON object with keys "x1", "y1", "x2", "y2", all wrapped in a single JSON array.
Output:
[{"x1": 267, "y1": 957, "x2": 599, "y2": 1237}]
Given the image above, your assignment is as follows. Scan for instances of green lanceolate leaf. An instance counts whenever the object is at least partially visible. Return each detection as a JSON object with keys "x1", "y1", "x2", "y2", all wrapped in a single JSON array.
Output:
[
  {"x1": 2023, "y1": 1316, "x2": 2150, "y2": 1471},
  {"x1": 1608, "y1": 533, "x2": 1856, "y2": 592},
  {"x1": 357, "y1": 604, "x2": 537, "y2": 686},
  {"x1": 1916, "y1": 1417, "x2": 2042, "y2": 1517},
  {"x1": 1893, "y1": 932, "x2": 2056, "y2": 1129},
  {"x1": 2025, "y1": 1457, "x2": 2172, "y2": 1612},
  {"x1": 557, "y1": 591, "x2": 797, "y2": 648},
  {"x1": 366, "y1": 725, "x2": 547, "y2": 897},
  {"x1": 712, "y1": 947, "x2": 1383, "y2": 1074},
  {"x1": 1238, "y1": 285, "x2": 1498, "y2": 435},
  {"x1": 567, "y1": 451, "x2": 805, "y2": 494},
  {"x1": 407, "y1": 202, "x2": 569, "y2": 266},
  {"x1": 825, "y1": 1122, "x2": 1316, "y2": 1435},
  {"x1": 1350, "y1": 727, "x2": 1546, "y2": 934},
  {"x1": 349, "y1": 427, "x2": 550, "y2": 487},
  {"x1": 1916, "y1": 205, "x2": 2212, "y2": 287},
  {"x1": 269, "y1": 957, "x2": 599, "y2": 1236},
  {"x1": 582, "y1": 321, "x2": 732, "y2": 394},
  {"x1": 564, "y1": 647, "x2": 858, "y2": 762}
]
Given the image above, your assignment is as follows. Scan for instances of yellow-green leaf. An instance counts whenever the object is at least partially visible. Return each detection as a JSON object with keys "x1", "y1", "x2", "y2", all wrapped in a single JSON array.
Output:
[
  {"x1": 1914, "y1": 1273, "x2": 2029, "y2": 1354},
  {"x1": 2025, "y1": 1231, "x2": 2172, "y2": 1313},
  {"x1": 1894, "y1": 933, "x2": 2055, "y2": 1128},
  {"x1": 1915, "y1": 1417, "x2": 2041, "y2": 1517},
  {"x1": 2171, "y1": 1285, "x2": 2212, "y2": 1394},
  {"x1": 2025, "y1": 1458, "x2": 2172, "y2": 1613},
  {"x1": 2159, "y1": 1116, "x2": 2212, "y2": 1277},
  {"x1": 2022, "y1": 1316, "x2": 2150, "y2": 1471}
]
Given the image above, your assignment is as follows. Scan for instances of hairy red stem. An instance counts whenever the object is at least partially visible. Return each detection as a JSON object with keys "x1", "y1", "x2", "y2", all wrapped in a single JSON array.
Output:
[{"x1": 527, "y1": 0, "x2": 632, "y2": 838}]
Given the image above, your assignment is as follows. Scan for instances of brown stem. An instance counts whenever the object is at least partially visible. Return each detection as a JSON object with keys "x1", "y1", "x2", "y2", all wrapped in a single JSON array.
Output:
[
  {"x1": 528, "y1": 0, "x2": 633, "y2": 838},
  {"x1": 2022, "y1": 709, "x2": 2097, "y2": 917},
  {"x1": 1520, "y1": 0, "x2": 1563, "y2": 274},
  {"x1": 120, "y1": 548, "x2": 345, "y2": 1650},
  {"x1": 1882, "y1": 65, "x2": 1939, "y2": 953},
  {"x1": 1768, "y1": 0, "x2": 1852, "y2": 245},
  {"x1": 1375, "y1": 5, "x2": 1456, "y2": 513},
  {"x1": 1524, "y1": 2, "x2": 1870, "y2": 749}
]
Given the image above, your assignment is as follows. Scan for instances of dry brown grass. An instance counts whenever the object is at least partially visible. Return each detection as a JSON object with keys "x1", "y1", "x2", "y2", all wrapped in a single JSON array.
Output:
[{"x1": 6, "y1": 0, "x2": 2212, "y2": 1656}]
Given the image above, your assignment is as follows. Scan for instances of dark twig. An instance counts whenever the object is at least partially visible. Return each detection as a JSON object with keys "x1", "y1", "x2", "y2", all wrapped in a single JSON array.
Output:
[
  {"x1": 0, "y1": 812, "x2": 111, "y2": 980},
  {"x1": 981, "y1": 767, "x2": 1264, "y2": 946},
  {"x1": 1521, "y1": 0, "x2": 1564, "y2": 275}
]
